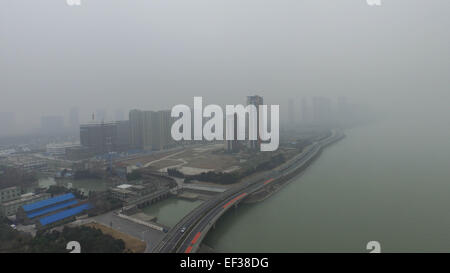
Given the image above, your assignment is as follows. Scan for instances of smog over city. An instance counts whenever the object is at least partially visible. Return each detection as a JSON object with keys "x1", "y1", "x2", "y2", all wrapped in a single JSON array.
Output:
[{"x1": 1, "y1": 0, "x2": 450, "y2": 267}]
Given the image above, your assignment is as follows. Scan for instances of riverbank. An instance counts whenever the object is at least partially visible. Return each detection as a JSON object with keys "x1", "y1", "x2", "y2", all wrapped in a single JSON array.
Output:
[
  {"x1": 204, "y1": 119, "x2": 450, "y2": 252},
  {"x1": 244, "y1": 131, "x2": 346, "y2": 203}
]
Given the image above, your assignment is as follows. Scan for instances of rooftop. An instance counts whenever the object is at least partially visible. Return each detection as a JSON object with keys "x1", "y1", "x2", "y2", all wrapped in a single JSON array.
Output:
[
  {"x1": 39, "y1": 203, "x2": 92, "y2": 226},
  {"x1": 2, "y1": 193, "x2": 50, "y2": 206},
  {"x1": 27, "y1": 199, "x2": 79, "y2": 219},
  {"x1": 22, "y1": 193, "x2": 75, "y2": 212},
  {"x1": 117, "y1": 184, "x2": 133, "y2": 189}
]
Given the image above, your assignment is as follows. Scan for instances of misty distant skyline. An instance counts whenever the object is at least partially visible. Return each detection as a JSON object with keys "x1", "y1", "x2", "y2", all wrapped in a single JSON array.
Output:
[{"x1": 2, "y1": 0, "x2": 450, "y2": 134}]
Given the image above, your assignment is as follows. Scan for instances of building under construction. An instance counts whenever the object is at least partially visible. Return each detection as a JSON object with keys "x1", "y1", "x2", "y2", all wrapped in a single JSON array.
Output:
[{"x1": 79, "y1": 121, "x2": 130, "y2": 155}]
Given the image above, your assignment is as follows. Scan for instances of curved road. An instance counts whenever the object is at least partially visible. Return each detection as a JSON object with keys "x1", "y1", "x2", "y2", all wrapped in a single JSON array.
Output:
[{"x1": 153, "y1": 130, "x2": 344, "y2": 253}]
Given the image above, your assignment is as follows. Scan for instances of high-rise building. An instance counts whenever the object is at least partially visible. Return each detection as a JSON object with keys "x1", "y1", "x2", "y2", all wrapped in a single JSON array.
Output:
[
  {"x1": 80, "y1": 122, "x2": 117, "y2": 154},
  {"x1": 246, "y1": 95, "x2": 264, "y2": 151},
  {"x1": 129, "y1": 109, "x2": 144, "y2": 150},
  {"x1": 79, "y1": 121, "x2": 130, "y2": 154},
  {"x1": 129, "y1": 109, "x2": 174, "y2": 151},
  {"x1": 158, "y1": 110, "x2": 175, "y2": 150},
  {"x1": 142, "y1": 111, "x2": 154, "y2": 150},
  {"x1": 116, "y1": 120, "x2": 131, "y2": 151},
  {"x1": 224, "y1": 113, "x2": 240, "y2": 153}
]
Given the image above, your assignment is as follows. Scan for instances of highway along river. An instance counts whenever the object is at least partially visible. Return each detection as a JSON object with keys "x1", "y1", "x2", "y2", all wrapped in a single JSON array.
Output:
[{"x1": 204, "y1": 117, "x2": 450, "y2": 252}]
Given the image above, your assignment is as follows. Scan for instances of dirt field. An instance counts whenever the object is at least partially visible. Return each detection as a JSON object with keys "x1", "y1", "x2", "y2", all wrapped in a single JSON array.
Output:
[
  {"x1": 146, "y1": 159, "x2": 183, "y2": 170},
  {"x1": 184, "y1": 153, "x2": 238, "y2": 170},
  {"x1": 121, "y1": 150, "x2": 180, "y2": 166},
  {"x1": 84, "y1": 222, "x2": 146, "y2": 253},
  {"x1": 126, "y1": 144, "x2": 242, "y2": 174},
  {"x1": 169, "y1": 145, "x2": 240, "y2": 171}
]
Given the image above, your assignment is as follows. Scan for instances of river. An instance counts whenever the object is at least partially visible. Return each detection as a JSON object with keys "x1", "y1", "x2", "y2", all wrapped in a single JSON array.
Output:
[
  {"x1": 203, "y1": 118, "x2": 450, "y2": 252},
  {"x1": 142, "y1": 197, "x2": 203, "y2": 228}
]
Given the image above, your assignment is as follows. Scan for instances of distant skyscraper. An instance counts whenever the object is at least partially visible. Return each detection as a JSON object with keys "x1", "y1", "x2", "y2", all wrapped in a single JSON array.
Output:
[
  {"x1": 224, "y1": 113, "x2": 240, "y2": 153},
  {"x1": 158, "y1": 110, "x2": 175, "y2": 150},
  {"x1": 80, "y1": 122, "x2": 117, "y2": 154},
  {"x1": 246, "y1": 95, "x2": 263, "y2": 151},
  {"x1": 116, "y1": 120, "x2": 131, "y2": 151},
  {"x1": 142, "y1": 110, "x2": 154, "y2": 150},
  {"x1": 129, "y1": 109, "x2": 174, "y2": 151},
  {"x1": 129, "y1": 109, "x2": 144, "y2": 150}
]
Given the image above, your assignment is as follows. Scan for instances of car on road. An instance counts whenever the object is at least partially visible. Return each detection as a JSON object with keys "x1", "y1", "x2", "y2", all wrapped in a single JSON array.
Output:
[{"x1": 180, "y1": 227, "x2": 186, "y2": 233}]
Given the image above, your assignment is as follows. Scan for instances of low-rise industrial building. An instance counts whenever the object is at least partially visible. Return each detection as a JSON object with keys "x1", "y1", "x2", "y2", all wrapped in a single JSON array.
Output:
[
  {"x1": 110, "y1": 183, "x2": 157, "y2": 202},
  {"x1": 46, "y1": 142, "x2": 80, "y2": 156},
  {"x1": 109, "y1": 179, "x2": 172, "y2": 208},
  {"x1": 0, "y1": 192, "x2": 51, "y2": 216},
  {"x1": 0, "y1": 186, "x2": 21, "y2": 203},
  {"x1": 16, "y1": 193, "x2": 93, "y2": 229},
  {"x1": 3, "y1": 155, "x2": 49, "y2": 172}
]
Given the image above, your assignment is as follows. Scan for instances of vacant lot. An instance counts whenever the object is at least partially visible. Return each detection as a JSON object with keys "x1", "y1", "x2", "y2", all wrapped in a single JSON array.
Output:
[
  {"x1": 147, "y1": 159, "x2": 184, "y2": 170},
  {"x1": 121, "y1": 150, "x2": 181, "y2": 166},
  {"x1": 133, "y1": 144, "x2": 242, "y2": 174}
]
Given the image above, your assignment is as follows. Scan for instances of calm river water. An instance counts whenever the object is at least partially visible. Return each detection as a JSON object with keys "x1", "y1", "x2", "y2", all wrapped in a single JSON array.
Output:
[{"x1": 204, "y1": 118, "x2": 450, "y2": 252}]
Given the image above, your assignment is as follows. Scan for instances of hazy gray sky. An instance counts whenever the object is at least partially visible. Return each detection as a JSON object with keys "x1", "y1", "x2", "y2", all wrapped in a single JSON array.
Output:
[{"x1": 1, "y1": 0, "x2": 450, "y2": 131}]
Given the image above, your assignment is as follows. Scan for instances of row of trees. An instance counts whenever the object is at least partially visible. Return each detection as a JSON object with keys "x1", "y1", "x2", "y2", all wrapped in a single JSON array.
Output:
[
  {"x1": 185, "y1": 171, "x2": 240, "y2": 184},
  {"x1": 0, "y1": 217, "x2": 30, "y2": 252},
  {"x1": 126, "y1": 170, "x2": 142, "y2": 181},
  {"x1": 0, "y1": 218, "x2": 125, "y2": 253},
  {"x1": 31, "y1": 226, "x2": 125, "y2": 253},
  {"x1": 167, "y1": 168, "x2": 184, "y2": 178},
  {"x1": 88, "y1": 196, "x2": 123, "y2": 217}
]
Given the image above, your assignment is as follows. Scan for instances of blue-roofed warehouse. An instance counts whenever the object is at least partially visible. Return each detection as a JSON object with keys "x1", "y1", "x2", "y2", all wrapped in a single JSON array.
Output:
[
  {"x1": 39, "y1": 203, "x2": 92, "y2": 227},
  {"x1": 22, "y1": 193, "x2": 76, "y2": 212},
  {"x1": 17, "y1": 193, "x2": 93, "y2": 228}
]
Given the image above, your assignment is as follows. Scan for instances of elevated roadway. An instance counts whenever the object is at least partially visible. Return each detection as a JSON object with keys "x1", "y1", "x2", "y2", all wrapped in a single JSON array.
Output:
[{"x1": 153, "y1": 130, "x2": 344, "y2": 253}]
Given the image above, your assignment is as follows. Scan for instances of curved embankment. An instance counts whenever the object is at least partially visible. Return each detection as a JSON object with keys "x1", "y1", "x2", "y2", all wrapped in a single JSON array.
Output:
[
  {"x1": 154, "y1": 131, "x2": 345, "y2": 253},
  {"x1": 244, "y1": 132, "x2": 346, "y2": 203}
]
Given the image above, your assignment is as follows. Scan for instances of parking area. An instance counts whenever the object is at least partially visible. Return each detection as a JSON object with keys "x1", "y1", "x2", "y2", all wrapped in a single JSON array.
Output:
[{"x1": 92, "y1": 211, "x2": 166, "y2": 253}]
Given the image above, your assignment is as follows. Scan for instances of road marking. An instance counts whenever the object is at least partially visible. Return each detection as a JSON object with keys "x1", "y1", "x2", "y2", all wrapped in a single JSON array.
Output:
[
  {"x1": 185, "y1": 246, "x2": 193, "y2": 253},
  {"x1": 223, "y1": 193, "x2": 248, "y2": 209},
  {"x1": 191, "y1": 232, "x2": 202, "y2": 244},
  {"x1": 263, "y1": 178, "x2": 275, "y2": 185}
]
